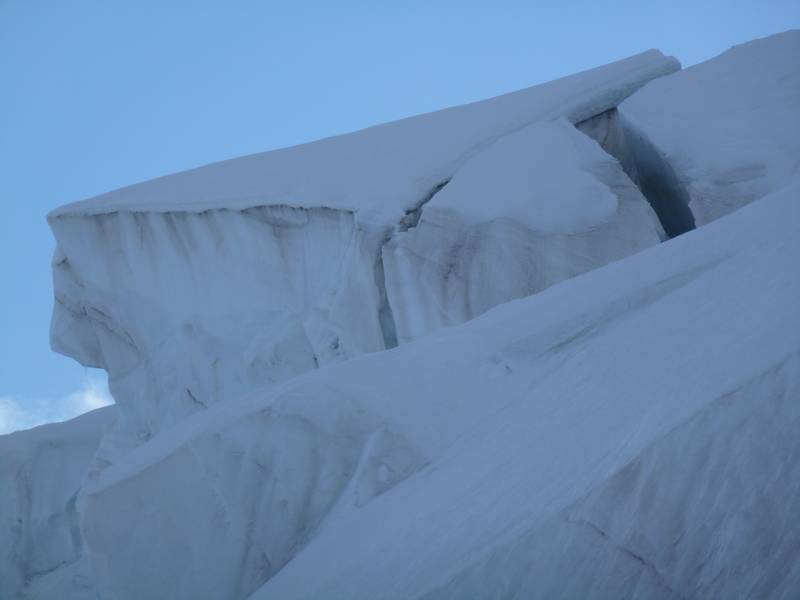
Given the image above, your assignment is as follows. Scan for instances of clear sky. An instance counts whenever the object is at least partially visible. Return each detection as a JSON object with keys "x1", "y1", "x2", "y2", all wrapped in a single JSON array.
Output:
[{"x1": 1, "y1": 0, "x2": 798, "y2": 433}]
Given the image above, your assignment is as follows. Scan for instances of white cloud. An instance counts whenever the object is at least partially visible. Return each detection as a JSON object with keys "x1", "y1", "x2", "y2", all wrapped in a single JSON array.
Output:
[
  {"x1": 0, "y1": 376, "x2": 113, "y2": 435},
  {"x1": 66, "y1": 376, "x2": 114, "y2": 413}
]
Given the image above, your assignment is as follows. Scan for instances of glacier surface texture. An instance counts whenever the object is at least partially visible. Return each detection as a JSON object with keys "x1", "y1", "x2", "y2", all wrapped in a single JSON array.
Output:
[{"x1": 2, "y1": 30, "x2": 798, "y2": 600}]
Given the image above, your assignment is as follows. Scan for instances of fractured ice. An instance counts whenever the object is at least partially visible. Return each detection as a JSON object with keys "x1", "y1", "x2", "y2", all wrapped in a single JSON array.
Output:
[{"x1": 2, "y1": 30, "x2": 799, "y2": 600}]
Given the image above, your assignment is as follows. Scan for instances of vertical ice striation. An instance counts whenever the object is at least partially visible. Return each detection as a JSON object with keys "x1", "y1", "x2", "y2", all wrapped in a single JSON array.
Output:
[
  {"x1": 250, "y1": 182, "x2": 800, "y2": 600},
  {"x1": 32, "y1": 47, "x2": 682, "y2": 599},
  {"x1": 47, "y1": 48, "x2": 679, "y2": 452},
  {"x1": 50, "y1": 207, "x2": 386, "y2": 444},
  {"x1": 4, "y1": 33, "x2": 793, "y2": 600}
]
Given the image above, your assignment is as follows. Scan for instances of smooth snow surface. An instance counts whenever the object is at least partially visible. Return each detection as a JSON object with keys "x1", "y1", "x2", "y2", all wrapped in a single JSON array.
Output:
[
  {"x1": 47, "y1": 49, "x2": 674, "y2": 454},
  {"x1": 74, "y1": 181, "x2": 799, "y2": 600},
  {"x1": 397, "y1": 119, "x2": 622, "y2": 234},
  {"x1": 620, "y1": 30, "x2": 800, "y2": 226},
  {"x1": 2, "y1": 33, "x2": 797, "y2": 600},
  {"x1": 249, "y1": 182, "x2": 800, "y2": 600},
  {"x1": 0, "y1": 408, "x2": 114, "y2": 599},
  {"x1": 51, "y1": 50, "x2": 677, "y2": 223}
]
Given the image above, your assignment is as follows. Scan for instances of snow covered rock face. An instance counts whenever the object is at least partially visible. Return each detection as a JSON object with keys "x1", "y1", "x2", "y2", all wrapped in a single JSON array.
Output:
[
  {"x1": 48, "y1": 49, "x2": 677, "y2": 449},
  {"x1": 0, "y1": 408, "x2": 114, "y2": 600},
  {"x1": 619, "y1": 30, "x2": 800, "y2": 227}
]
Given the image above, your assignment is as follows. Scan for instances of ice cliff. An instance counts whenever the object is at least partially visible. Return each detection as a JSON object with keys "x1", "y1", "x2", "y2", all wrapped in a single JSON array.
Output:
[
  {"x1": 48, "y1": 48, "x2": 676, "y2": 447},
  {"x1": 2, "y1": 30, "x2": 798, "y2": 600}
]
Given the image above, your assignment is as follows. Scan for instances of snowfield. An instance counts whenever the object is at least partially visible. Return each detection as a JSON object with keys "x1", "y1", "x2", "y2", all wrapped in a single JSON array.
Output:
[
  {"x1": 47, "y1": 48, "x2": 675, "y2": 456},
  {"x1": 1, "y1": 30, "x2": 798, "y2": 600},
  {"x1": 251, "y1": 180, "x2": 800, "y2": 600},
  {"x1": 620, "y1": 31, "x2": 800, "y2": 227}
]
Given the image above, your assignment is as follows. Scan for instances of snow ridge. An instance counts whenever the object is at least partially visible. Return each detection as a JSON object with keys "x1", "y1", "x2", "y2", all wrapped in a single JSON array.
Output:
[{"x1": 2, "y1": 32, "x2": 798, "y2": 600}]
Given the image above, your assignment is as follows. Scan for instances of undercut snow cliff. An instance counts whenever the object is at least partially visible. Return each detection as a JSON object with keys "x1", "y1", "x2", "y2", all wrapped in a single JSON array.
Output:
[
  {"x1": 382, "y1": 118, "x2": 663, "y2": 343},
  {"x1": 250, "y1": 181, "x2": 800, "y2": 600},
  {"x1": 50, "y1": 206, "x2": 386, "y2": 443},
  {"x1": 74, "y1": 181, "x2": 800, "y2": 600},
  {"x1": 9, "y1": 32, "x2": 795, "y2": 600},
  {"x1": 48, "y1": 49, "x2": 677, "y2": 452}
]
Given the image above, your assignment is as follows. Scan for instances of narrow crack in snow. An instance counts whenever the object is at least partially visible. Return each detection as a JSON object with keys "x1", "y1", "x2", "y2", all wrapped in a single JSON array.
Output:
[
  {"x1": 575, "y1": 108, "x2": 696, "y2": 239},
  {"x1": 375, "y1": 178, "x2": 452, "y2": 349}
]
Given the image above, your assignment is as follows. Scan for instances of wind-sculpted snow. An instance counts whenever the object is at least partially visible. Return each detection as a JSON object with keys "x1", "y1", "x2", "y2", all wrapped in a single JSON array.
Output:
[
  {"x1": 383, "y1": 118, "x2": 663, "y2": 343},
  {"x1": 8, "y1": 33, "x2": 795, "y2": 599},
  {"x1": 53, "y1": 180, "x2": 797, "y2": 600},
  {"x1": 47, "y1": 49, "x2": 676, "y2": 451},
  {"x1": 620, "y1": 30, "x2": 800, "y2": 227},
  {"x1": 51, "y1": 50, "x2": 678, "y2": 223},
  {"x1": 50, "y1": 207, "x2": 386, "y2": 445},
  {"x1": 80, "y1": 390, "x2": 426, "y2": 600},
  {"x1": 0, "y1": 408, "x2": 114, "y2": 599},
  {"x1": 422, "y1": 357, "x2": 800, "y2": 600},
  {"x1": 251, "y1": 181, "x2": 799, "y2": 600}
]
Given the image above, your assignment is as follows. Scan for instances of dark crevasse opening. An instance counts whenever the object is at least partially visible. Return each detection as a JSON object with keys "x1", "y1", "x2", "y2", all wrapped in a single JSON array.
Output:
[
  {"x1": 375, "y1": 242, "x2": 399, "y2": 349},
  {"x1": 375, "y1": 178, "x2": 452, "y2": 350},
  {"x1": 576, "y1": 108, "x2": 696, "y2": 238}
]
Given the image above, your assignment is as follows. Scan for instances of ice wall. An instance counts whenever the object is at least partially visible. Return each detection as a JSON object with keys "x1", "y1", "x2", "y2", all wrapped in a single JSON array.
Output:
[
  {"x1": 0, "y1": 32, "x2": 792, "y2": 599},
  {"x1": 383, "y1": 118, "x2": 663, "y2": 343},
  {"x1": 48, "y1": 49, "x2": 677, "y2": 451},
  {"x1": 50, "y1": 207, "x2": 386, "y2": 443},
  {"x1": 252, "y1": 181, "x2": 800, "y2": 600},
  {"x1": 69, "y1": 180, "x2": 800, "y2": 600}
]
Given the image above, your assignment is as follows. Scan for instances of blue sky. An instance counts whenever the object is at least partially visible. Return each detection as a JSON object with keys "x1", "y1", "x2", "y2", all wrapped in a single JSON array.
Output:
[{"x1": 1, "y1": 0, "x2": 798, "y2": 433}]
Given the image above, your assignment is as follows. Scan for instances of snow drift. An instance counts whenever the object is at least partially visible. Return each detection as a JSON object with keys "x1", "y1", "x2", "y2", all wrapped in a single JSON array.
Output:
[
  {"x1": 82, "y1": 180, "x2": 800, "y2": 600},
  {"x1": 0, "y1": 408, "x2": 114, "y2": 599},
  {"x1": 619, "y1": 31, "x2": 800, "y2": 227},
  {"x1": 1, "y1": 30, "x2": 798, "y2": 600},
  {"x1": 47, "y1": 48, "x2": 676, "y2": 453}
]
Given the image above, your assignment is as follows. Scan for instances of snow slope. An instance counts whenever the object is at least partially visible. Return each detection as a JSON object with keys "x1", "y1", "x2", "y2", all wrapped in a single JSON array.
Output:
[
  {"x1": 383, "y1": 118, "x2": 662, "y2": 343},
  {"x1": 1, "y1": 33, "x2": 796, "y2": 600},
  {"x1": 47, "y1": 50, "x2": 674, "y2": 451},
  {"x1": 249, "y1": 181, "x2": 800, "y2": 600},
  {"x1": 0, "y1": 408, "x2": 114, "y2": 599},
  {"x1": 67, "y1": 181, "x2": 799, "y2": 600},
  {"x1": 620, "y1": 30, "x2": 800, "y2": 227},
  {"x1": 51, "y1": 50, "x2": 677, "y2": 223}
]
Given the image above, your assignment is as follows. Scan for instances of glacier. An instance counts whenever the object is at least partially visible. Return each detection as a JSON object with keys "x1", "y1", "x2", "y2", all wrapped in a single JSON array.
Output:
[
  {"x1": 47, "y1": 48, "x2": 676, "y2": 451},
  {"x1": 619, "y1": 31, "x2": 800, "y2": 228},
  {"x1": 0, "y1": 408, "x2": 114, "y2": 599},
  {"x1": 1, "y1": 30, "x2": 798, "y2": 600},
  {"x1": 250, "y1": 181, "x2": 800, "y2": 600}
]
